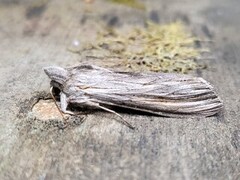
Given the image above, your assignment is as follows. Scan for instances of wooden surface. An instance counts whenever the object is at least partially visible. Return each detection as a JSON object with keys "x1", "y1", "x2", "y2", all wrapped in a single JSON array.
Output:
[{"x1": 0, "y1": 0, "x2": 239, "y2": 179}]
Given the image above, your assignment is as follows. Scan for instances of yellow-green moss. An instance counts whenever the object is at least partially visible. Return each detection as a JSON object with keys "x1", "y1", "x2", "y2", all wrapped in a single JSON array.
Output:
[
  {"x1": 80, "y1": 21, "x2": 203, "y2": 73},
  {"x1": 107, "y1": 0, "x2": 145, "y2": 10}
]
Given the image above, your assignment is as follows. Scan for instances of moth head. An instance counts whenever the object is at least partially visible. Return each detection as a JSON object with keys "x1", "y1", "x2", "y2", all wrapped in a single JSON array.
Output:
[{"x1": 44, "y1": 66, "x2": 69, "y2": 86}]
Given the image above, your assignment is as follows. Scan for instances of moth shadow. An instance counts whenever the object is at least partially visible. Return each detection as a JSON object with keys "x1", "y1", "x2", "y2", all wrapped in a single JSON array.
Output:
[
  {"x1": 69, "y1": 103, "x2": 159, "y2": 117},
  {"x1": 107, "y1": 105, "x2": 159, "y2": 117}
]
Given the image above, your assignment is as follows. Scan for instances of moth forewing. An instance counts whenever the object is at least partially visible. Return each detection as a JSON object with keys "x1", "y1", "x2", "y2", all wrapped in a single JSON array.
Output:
[{"x1": 44, "y1": 65, "x2": 223, "y2": 120}]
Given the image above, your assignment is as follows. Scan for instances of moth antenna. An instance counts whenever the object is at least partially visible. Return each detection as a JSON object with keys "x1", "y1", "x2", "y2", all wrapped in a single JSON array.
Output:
[
  {"x1": 50, "y1": 86, "x2": 66, "y2": 120},
  {"x1": 94, "y1": 103, "x2": 135, "y2": 130}
]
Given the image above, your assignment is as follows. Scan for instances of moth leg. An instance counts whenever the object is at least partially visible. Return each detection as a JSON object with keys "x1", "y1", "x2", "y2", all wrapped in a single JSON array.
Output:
[
  {"x1": 50, "y1": 87, "x2": 85, "y2": 121},
  {"x1": 50, "y1": 86, "x2": 67, "y2": 119},
  {"x1": 88, "y1": 102, "x2": 135, "y2": 130},
  {"x1": 60, "y1": 92, "x2": 75, "y2": 115}
]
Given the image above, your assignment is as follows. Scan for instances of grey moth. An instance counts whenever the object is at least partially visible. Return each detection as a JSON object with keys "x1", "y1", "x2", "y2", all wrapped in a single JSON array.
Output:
[{"x1": 44, "y1": 65, "x2": 223, "y2": 127}]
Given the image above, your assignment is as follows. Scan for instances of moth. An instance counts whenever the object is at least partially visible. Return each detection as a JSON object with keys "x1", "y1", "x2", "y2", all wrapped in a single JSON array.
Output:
[{"x1": 44, "y1": 64, "x2": 223, "y2": 128}]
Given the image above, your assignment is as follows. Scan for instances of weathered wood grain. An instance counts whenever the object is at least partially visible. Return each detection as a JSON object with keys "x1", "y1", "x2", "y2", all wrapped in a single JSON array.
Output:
[{"x1": 0, "y1": 0, "x2": 239, "y2": 179}]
